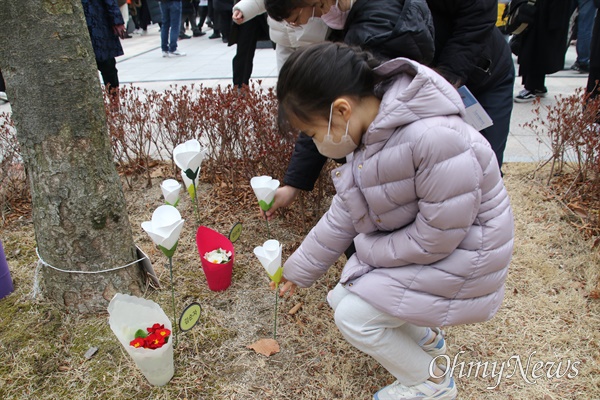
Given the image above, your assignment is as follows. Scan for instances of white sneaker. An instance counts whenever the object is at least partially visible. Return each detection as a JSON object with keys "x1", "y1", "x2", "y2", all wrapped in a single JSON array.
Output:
[
  {"x1": 169, "y1": 49, "x2": 186, "y2": 57},
  {"x1": 162, "y1": 51, "x2": 170, "y2": 58},
  {"x1": 373, "y1": 372, "x2": 457, "y2": 400},
  {"x1": 421, "y1": 327, "x2": 447, "y2": 358},
  {"x1": 0, "y1": 92, "x2": 8, "y2": 103}
]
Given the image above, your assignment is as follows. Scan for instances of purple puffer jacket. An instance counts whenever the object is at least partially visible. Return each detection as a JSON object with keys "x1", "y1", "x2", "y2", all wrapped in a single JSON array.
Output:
[{"x1": 283, "y1": 58, "x2": 514, "y2": 327}]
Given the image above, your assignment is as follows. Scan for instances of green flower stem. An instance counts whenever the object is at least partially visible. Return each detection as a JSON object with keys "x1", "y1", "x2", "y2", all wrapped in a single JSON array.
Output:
[
  {"x1": 264, "y1": 213, "x2": 271, "y2": 239},
  {"x1": 192, "y1": 180, "x2": 200, "y2": 226},
  {"x1": 273, "y1": 284, "x2": 279, "y2": 340},
  {"x1": 168, "y1": 256, "x2": 178, "y2": 348}
]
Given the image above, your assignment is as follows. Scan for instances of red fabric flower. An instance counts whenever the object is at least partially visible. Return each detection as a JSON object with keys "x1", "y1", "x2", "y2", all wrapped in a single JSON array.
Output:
[
  {"x1": 147, "y1": 323, "x2": 165, "y2": 334},
  {"x1": 156, "y1": 328, "x2": 171, "y2": 338},
  {"x1": 130, "y1": 337, "x2": 146, "y2": 348},
  {"x1": 145, "y1": 333, "x2": 166, "y2": 349},
  {"x1": 130, "y1": 323, "x2": 170, "y2": 349}
]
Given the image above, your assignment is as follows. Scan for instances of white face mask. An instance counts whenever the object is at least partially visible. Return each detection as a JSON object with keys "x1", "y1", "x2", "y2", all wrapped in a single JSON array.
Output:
[
  {"x1": 313, "y1": 103, "x2": 358, "y2": 159},
  {"x1": 321, "y1": 0, "x2": 352, "y2": 30},
  {"x1": 295, "y1": 8, "x2": 329, "y2": 43}
]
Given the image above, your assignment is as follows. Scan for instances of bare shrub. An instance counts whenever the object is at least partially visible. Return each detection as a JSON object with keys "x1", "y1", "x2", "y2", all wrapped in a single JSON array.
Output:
[
  {"x1": 0, "y1": 83, "x2": 335, "y2": 230},
  {"x1": 524, "y1": 87, "x2": 600, "y2": 238}
]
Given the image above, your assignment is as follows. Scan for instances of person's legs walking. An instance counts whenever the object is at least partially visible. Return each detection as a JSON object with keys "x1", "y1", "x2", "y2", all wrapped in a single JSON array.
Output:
[
  {"x1": 168, "y1": 2, "x2": 182, "y2": 52},
  {"x1": 477, "y1": 67, "x2": 515, "y2": 170},
  {"x1": 232, "y1": 18, "x2": 260, "y2": 88},
  {"x1": 160, "y1": 1, "x2": 172, "y2": 53},
  {"x1": 573, "y1": 0, "x2": 595, "y2": 71}
]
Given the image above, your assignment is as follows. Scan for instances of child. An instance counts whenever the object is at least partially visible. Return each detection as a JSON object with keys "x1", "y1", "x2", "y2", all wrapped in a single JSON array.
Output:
[{"x1": 274, "y1": 42, "x2": 514, "y2": 399}]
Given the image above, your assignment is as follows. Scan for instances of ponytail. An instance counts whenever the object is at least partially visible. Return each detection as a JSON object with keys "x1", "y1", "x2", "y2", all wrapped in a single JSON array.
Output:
[{"x1": 276, "y1": 42, "x2": 382, "y2": 130}]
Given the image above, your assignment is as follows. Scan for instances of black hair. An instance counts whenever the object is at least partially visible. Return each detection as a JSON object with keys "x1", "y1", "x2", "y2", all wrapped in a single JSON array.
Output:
[
  {"x1": 276, "y1": 42, "x2": 382, "y2": 130},
  {"x1": 265, "y1": 0, "x2": 313, "y2": 22}
]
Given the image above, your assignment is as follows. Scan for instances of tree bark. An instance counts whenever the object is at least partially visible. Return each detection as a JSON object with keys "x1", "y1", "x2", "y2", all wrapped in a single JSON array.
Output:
[{"x1": 0, "y1": 1, "x2": 144, "y2": 312}]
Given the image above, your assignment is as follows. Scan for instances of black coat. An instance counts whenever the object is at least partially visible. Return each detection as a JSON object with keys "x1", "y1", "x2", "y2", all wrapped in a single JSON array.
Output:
[
  {"x1": 516, "y1": 0, "x2": 572, "y2": 76},
  {"x1": 282, "y1": 0, "x2": 513, "y2": 191},
  {"x1": 344, "y1": 0, "x2": 435, "y2": 64},
  {"x1": 426, "y1": 0, "x2": 513, "y2": 96},
  {"x1": 81, "y1": 0, "x2": 124, "y2": 62}
]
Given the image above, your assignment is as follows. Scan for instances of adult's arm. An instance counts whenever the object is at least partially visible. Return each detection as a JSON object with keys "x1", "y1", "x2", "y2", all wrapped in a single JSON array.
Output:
[
  {"x1": 344, "y1": 0, "x2": 435, "y2": 64},
  {"x1": 103, "y1": 0, "x2": 126, "y2": 26},
  {"x1": 429, "y1": 0, "x2": 497, "y2": 86},
  {"x1": 283, "y1": 132, "x2": 328, "y2": 191},
  {"x1": 232, "y1": 0, "x2": 266, "y2": 22}
]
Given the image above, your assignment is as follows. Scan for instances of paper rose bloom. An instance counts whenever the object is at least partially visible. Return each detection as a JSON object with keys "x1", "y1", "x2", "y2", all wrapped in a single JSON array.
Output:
[
  {"x1": 250, "y1": 176, "x2": 280, "y2": 212},
  {"x1": 160, "y1": 179, "x2": 182, "y2": 206},
  {"x1": 173, "y1": 139, "x2": 208, "y2": 181},
  {"x1": 253, "y1": 239, "x2": 283, "y2": 285},
  {"x1": 141, "y1": 205, "x2": 185, "y2": 258}
]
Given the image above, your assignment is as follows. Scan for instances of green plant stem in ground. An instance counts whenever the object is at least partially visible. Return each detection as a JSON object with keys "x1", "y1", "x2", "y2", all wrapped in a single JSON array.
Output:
[
  {"x1": 168, "y1": 256, "x2": 178, "y2": 348},
  {"x1": 264, "y1": 215, "x2": 271, "y2": 240},
  {"x1": 273, "y1": 284, "x2": 279, "y2": 340},
  {"x1": 192, "y1": 180, "x2": 200, "y2": 227}
]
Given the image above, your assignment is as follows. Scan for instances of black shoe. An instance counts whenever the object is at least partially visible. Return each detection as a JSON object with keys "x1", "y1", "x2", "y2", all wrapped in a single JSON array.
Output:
[
  {"x1": 193, "y1": 30, "x2": 206, "y2": 37},
  {"x1": 571, "y1": 61, "x2": 590, "y2": 73},
  {"x1": 179, "y1": 33, "x2": 191, "y2": 40},
  {"x1": 208, "y1": 32, "x2": 220, "y2": 39},
  {"x1": 222, "y1": 36, "x2": 228, "y2": 43}
]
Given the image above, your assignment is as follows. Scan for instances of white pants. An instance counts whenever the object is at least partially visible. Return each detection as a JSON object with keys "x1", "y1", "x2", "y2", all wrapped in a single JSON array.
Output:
[{"x1": 328, "y1": 283, "x2": 433, "y2": 386}]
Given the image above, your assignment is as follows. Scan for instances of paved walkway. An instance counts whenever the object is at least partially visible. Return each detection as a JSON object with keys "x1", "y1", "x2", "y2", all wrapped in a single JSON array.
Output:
[{"x1": 1, "y1": 23, "x2": 591, "y2": 163}]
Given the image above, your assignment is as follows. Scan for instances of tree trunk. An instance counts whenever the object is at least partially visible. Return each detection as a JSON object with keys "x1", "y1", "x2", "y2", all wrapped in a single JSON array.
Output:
[{"x1": 0, "y1": 1, "x2": 144, "y2": 312}]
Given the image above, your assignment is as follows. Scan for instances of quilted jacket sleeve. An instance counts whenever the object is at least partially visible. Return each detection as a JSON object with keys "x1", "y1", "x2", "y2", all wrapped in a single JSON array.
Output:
[{"x1": 283, "y1": 193, "x2": 357, "y2": 287}]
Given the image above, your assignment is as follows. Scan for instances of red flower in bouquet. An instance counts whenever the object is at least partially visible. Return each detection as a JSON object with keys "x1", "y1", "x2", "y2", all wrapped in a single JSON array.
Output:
[
  {"x1": 130, "y1": 337, "x2": 146, "y2": 348},
  {"x1": 147, "y1": 323, "x2": 165, "y2": 334},
  {"x1": 130, "y1": 323, "x2": 172, "y2": 349}
]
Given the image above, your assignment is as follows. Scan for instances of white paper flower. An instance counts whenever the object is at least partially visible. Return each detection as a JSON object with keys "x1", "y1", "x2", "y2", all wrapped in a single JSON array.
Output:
[
  {"x1": 141, "y1": 205, "x2": 185, "y2": 257},
  {"x1": 173, "y1": 139, "x2": 208, "y2": 180},
  {"x1": 160, "y1": 179, "x2": 182, "y2": 206},
  {"x1": 204, "y1": 248, "x2": 232, "y2": 264},
  {"x1": 253, "y1": 239, "x2": 283, "y2": 284},
  {"x1": 250, "y1": 176, "x2": 280, "y2": 211}
]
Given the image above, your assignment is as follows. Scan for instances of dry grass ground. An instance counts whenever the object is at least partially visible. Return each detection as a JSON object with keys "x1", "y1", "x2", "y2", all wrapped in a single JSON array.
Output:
[{"x1": 0, "y1": 162, "x2": 598, "y2": 399}]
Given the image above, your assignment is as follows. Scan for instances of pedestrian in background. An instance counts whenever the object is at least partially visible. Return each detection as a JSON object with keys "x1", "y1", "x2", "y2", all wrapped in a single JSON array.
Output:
[
  {"x1": 81, "y1": 0, "x2": 126, "y2": 109},
  {"x1": 570, "y1": 0, "x2": 597, "y2": 73},
  {"x1": 514, "y1": 0, "x2": 572, "y2": 102},
  {"x1": 160, "y1": 0, "x2": 187, "y2": 57}
]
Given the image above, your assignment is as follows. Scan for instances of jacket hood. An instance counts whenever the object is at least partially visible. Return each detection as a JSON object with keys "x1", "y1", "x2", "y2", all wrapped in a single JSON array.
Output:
[{"x1": 365, "y1": 58, "x2": 466, "y2": 147}]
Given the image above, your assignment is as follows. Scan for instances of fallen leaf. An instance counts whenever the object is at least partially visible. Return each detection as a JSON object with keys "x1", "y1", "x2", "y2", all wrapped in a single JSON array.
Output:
[
  {"x1": 288, "y1": 302, "x2": 302, "y2": 315},
  {"x1": 247, "y1": 338, "x2": 280, "y2": 357},
  {"x1": 568, "y1": 203, "x2": 588, "y2": 218},
  {"x1": 58, "y1": 365, "x2": 71, "y2": 372}
]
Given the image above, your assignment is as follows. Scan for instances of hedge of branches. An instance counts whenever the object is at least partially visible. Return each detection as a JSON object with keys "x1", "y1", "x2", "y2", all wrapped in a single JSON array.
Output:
[
  {"x1": 524, "y1": 87, "x2": 600, "y2": 239},
  {"x1": 0, "y1": 83, "x2": 336, "y2": 227}
]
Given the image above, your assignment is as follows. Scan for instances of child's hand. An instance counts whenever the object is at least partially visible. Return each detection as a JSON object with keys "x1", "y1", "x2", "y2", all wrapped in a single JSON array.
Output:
[
  {"x1": 270, "y1": 278, "x2": 297, "y2": 297},
  {"x1": 260, "y1": 186, "x2": 300, "y2": 220}
]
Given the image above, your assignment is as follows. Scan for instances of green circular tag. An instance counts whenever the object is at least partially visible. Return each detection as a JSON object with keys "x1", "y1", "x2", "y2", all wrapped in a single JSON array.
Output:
[
  {"x1": 179, "y1": 302, "x2": 201, "y2": 332},
  {"x1": 229, "y1": 222, "x2": 243, "y2": 243}
]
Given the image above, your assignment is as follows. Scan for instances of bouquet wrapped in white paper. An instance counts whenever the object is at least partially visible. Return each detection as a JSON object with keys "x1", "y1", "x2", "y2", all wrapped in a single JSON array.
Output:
[{"x1": 108, "y1": 293, "x2": 174, "y2": 386}]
